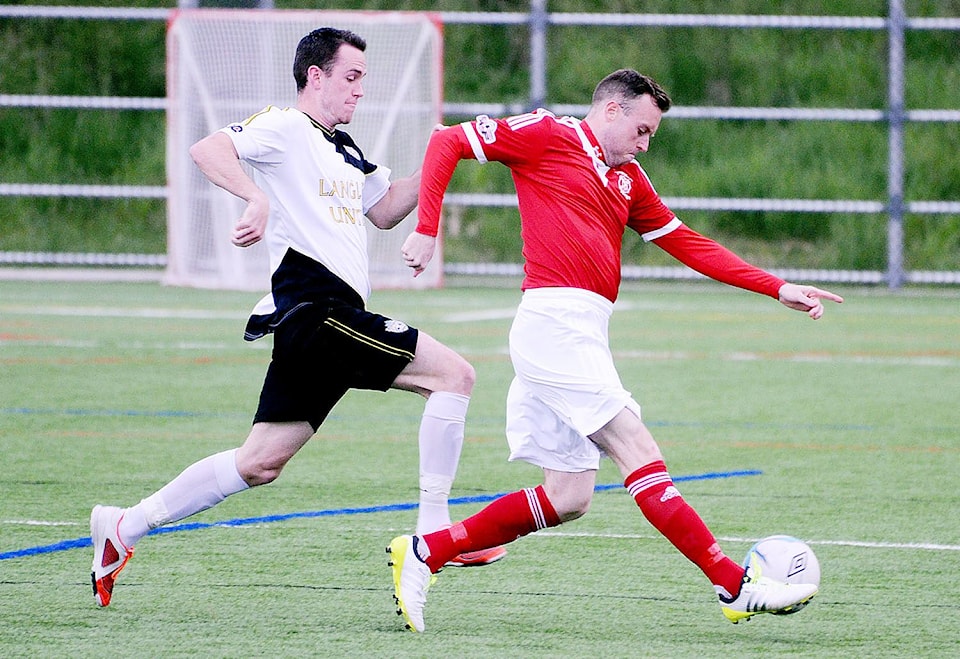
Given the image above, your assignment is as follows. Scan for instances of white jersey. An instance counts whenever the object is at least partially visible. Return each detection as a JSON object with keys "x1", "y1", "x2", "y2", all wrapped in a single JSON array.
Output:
[{"x1": 222, "y1": 106, "x2": 391, "y2": 307}]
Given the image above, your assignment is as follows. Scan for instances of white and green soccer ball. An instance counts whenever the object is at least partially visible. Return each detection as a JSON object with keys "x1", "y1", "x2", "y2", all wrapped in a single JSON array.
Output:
[{"x1": 744, "y1": 534, "x2": 821, "y2": 590}]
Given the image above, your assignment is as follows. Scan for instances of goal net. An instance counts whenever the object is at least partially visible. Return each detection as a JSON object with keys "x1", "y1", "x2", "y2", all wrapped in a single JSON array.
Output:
[{"x1": 165, "y1": 9, "x2": 443, "y2": 291}]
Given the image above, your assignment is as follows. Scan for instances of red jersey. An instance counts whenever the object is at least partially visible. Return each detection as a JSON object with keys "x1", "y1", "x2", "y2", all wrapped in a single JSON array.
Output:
[{"x1": 417, "y1": 110, "x2": 784, "y2": 303}]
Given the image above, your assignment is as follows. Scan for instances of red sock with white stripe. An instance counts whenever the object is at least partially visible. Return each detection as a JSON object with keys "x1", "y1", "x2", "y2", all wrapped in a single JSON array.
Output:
[
  {"x1": 417, "y1": 485, "x2": 560, "y2": 573},
  {"x1": 625, "y1": 460, "x2": 744, "y2": 597}
]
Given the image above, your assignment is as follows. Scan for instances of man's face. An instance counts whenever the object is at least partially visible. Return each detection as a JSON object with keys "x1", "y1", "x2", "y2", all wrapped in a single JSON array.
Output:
[
  {"x1": 600, "y1": 93, "x2": 663, "y2": 166},
  {"x1": 312, "y1": 44, "x2": 366, "y2": 127}
]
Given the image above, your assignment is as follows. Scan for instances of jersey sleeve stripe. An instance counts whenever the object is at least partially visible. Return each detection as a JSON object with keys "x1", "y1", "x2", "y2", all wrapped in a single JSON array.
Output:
[
  {"x1": 460, "y1": 122, "x2": 488, "y2": 164},
  {"x1": 641, "y1": 217, "x2": 683, "y2": 242},
  {"x1": 506, "y1": 108, "x2": 555, "y2": 130}
]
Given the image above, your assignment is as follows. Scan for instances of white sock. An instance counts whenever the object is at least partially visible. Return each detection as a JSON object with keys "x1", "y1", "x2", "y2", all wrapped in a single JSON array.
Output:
[
  {"x1": 118, "y1": 448, "x2": 249, "y2": 546},
  {"x1": 416, "y1": 392, "x2": 469, "y2": 536}
]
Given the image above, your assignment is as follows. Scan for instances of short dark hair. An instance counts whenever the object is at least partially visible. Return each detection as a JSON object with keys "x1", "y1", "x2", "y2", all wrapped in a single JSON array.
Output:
[
  {"x1": 293, "y1": 27, "x2": 367, "y2": 92},
  {"x1": 592, "y1": 69, "x2": 671, "y2": 112}
]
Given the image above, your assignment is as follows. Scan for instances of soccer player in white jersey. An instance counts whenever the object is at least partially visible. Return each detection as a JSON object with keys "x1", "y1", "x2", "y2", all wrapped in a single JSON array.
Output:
[
  {"x1": 388, "y1": 69, "x2": 843, "y2": 632},
  {"x1": 89, "y1": 26, "x2": 503, "y2": 610}
]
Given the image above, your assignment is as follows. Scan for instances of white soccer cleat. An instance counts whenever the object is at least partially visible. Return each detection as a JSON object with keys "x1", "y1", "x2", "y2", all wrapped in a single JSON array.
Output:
[
  {"x1": 719, "y1": 557, "x2": 818, "y2": 623},
  {"x1": 386, "y1": 535, "x2": 433, "y2": 633},
  {"x1": 90, "y1": 504, "x2": 134, "y2": 607}
]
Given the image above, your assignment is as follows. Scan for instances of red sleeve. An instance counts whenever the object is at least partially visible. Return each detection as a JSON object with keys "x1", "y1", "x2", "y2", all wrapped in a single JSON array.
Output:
[
  {"x1": 415, "y1": 127, "x2": 473, "y2": 237},
  {"x1": 653, "y1": 224, "x2": 785, "y2": 298}
]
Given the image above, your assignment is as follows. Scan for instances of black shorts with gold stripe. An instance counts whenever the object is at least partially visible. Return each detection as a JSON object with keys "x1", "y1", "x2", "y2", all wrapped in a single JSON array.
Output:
[
  {"x1": 250, "y1": 252, "x2": 419, "y2": 432},
  {"x1": 254, "y1": 300, "x2": 418, "y2": 430}
]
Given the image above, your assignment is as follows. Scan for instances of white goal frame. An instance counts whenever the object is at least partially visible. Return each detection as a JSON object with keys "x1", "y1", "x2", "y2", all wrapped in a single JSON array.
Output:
[{"x1": 164, "y1": 9, "x2": 443, "y2": 291}]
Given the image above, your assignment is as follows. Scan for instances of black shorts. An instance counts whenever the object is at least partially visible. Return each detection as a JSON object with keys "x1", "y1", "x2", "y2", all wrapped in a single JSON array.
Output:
[{"x1": 253, "y1": 301, "x2": 419, "y2": 430}]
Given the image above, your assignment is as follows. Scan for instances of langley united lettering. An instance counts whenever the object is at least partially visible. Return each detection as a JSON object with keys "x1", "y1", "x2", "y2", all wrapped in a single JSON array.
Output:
[
  {"x1": 318, "y1": 178, "x2": 362, "y2": 200},
  {"x1": 328, "y1": 206, "x2": 363, "y2": 225},
  {"x1": 319, "y1": 178, "x2": 364, "y2": 225}
]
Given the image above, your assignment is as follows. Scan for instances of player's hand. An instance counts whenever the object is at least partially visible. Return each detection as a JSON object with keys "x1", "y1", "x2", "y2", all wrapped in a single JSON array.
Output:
[
  {"x1": 777, "y1": 283, "x2": 844, "y2": 320},
  {"x1": 401, "y1": 231, "x2": 436, "y2": 277},
  {"x1": 232, "y1": 195, "x2": 269, "y2": 247}
]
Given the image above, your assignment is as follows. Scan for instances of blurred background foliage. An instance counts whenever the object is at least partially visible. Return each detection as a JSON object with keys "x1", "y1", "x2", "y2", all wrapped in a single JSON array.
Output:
[{"x1": 0, "y1": 0, "x2": 958, "y2": 271}]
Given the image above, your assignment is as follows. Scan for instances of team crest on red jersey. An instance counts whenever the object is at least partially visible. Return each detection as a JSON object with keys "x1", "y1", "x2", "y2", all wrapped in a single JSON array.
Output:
[
  {"x1": 616, "y1": 171, "x2": 633, "y2": 199},
  {"x1": 475, "y1": 114, "x2": 498, "y2": 144}
]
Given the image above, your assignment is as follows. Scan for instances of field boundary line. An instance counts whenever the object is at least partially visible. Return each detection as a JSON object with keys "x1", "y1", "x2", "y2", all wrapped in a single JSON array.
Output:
[
  {"x1": 535, "y1": 532, "x2": 960, "y2": 552},
  {"x1": 0, "y1": 470, "x2": 758, "y2": 561}
]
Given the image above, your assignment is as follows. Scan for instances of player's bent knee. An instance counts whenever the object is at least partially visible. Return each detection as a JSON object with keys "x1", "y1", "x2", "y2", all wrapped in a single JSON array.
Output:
[
  {"x1": 452, "y1": 358, "x2": 476, "y2": 394},
  {"x1": 432, "y1": 353, "x2": 475, "y2": 395},
  {"x1": 239, "y1": 462, "x2": 285, "y2": 487},
  {"x1": 557, "y1": 500, "x2": 590, "y2": 523},
  {"x1": 236, "y1": 447, "x2": 293, "y2": 486},
  {"x1": 551, "y1": 492, "x2": 592, "y2": 522}
]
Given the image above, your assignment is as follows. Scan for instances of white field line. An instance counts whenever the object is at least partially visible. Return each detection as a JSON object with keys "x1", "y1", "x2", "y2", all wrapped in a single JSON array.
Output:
[
  {"x1": 0, "y1": 304, "x2": 266, "y2": 350},
  {"x1": 440, "y1": 308, "x2": 957, "y2": 367},
  {"x1": 534, "y1": 531, "x2": 960, "y2": 552},
  {"x1": 0, "y1": 338, "x2": 247, "y2": 351},
  {"x1": 4, "y1": 304, "x2": 956, "y2": 366},
  {"x1": 441, "y1": 301, "x2": 667, "y2": 323},
  {"x1": 443, "y1": 307, "x2": 517, "y2": 322},
  {"x1": 615, "y1": 349, "x2": 960, "y2": 367},
  {"x1": 3, "y1": 340, "x2": 954, "y2": 366},
  {"x1": 2, "y1": 520, "x2": 84, "y2": 527},
  {"x1": 4, "y1": 519, "x2": 958, "y2": 552},
  {"x1": 0, "y1": 305, "x2": 245, "y2": 320}
]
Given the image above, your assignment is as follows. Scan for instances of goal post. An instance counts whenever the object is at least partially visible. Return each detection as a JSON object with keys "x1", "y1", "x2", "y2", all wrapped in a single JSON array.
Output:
[{"x1": 165, "y1": 9, "x2": 444, "y2": 291}]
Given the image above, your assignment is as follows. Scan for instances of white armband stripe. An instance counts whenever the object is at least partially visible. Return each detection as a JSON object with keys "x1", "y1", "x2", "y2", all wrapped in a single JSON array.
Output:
[
  {"x1": 641, "y1": 217, "x2": 683, "y2": 242},
  {"x1": 461, "y1": 122, "x2": 488, "y2": 164}
]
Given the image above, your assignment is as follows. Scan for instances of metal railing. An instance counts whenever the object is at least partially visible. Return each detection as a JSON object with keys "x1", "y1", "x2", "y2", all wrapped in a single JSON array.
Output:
[{"x1": 1, "y1": 1, "x2": 958, "y2": 286}]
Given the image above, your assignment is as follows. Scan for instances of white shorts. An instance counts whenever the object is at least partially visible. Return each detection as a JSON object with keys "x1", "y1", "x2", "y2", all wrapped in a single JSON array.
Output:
[{"x1": 505, "y1": 288, "x2": 642, "y2": 472}]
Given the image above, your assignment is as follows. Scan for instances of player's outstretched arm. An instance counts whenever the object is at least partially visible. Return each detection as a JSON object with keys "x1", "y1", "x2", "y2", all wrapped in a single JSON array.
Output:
[
  {"x1": 403, "y1": 126, "x2": 469, "y2": 277},
  {"x1": 777, "y1": 283, "x2": 844, "y2": 320},
  {"x1": 367, "y1": 170, "x2": 421, "y2": 230}
]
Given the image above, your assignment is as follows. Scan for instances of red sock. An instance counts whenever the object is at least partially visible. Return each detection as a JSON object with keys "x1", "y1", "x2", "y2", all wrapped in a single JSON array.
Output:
[
  {"x1": 419, "y1": 485, "x2": 560, "y2": 573},
  {"x1": 625, "y1": 460, "x2": 744, "y2": 596}
]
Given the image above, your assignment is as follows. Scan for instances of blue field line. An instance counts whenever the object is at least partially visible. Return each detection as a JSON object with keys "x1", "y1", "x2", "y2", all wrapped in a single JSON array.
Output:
[{"x1": 0, "y1": 469, "x2": 760, "y2": 562}]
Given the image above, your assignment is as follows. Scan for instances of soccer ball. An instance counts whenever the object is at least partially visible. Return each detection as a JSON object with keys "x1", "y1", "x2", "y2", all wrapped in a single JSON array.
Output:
[
  {"x1": 744, "y1": 534, "x2": 820, "y2": 589},
  {"x1": 743, "y1": 535, "x2": 820, "y2": 615}
]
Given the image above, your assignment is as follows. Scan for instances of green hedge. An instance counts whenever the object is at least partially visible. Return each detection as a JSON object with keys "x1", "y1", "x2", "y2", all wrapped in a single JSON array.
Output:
[{"x1": 1, "y1": 0, "x2": 958, "y2": 270}]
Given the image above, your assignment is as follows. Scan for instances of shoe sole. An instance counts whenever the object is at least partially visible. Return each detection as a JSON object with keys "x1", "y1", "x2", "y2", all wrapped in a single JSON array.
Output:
[
  {"x1": 444, "y1": 546, "x2": 507, "y2": 567},
  {"x1": 722, "y1": 590, "x2": 818, "y2": 624},
  {"x1": 770, "y1": 592, "x2": 817, "y2": 615}
]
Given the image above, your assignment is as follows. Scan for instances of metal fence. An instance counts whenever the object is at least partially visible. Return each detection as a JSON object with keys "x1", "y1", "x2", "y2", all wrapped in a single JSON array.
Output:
[{"x1": 2, "y1": 1, "x2": 959, "y2": 287}]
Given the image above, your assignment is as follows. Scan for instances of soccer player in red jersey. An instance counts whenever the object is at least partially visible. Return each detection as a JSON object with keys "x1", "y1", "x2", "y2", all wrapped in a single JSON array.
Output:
[{"x1": 388, "y1": 69, "x2": 842, "y2": 632}]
